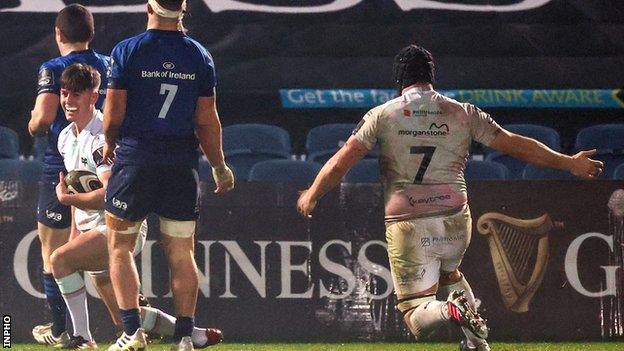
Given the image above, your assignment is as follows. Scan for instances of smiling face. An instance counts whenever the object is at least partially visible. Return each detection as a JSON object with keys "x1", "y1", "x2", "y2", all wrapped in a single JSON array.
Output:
[{"x1": 60, "y1": 87, "x2": 97, "y2": 124}]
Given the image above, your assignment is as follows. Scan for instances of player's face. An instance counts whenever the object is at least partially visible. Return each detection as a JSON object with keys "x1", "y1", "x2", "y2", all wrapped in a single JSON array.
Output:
[{"x1": 60, "y1": 88, "x2": 97, "y2": 122}]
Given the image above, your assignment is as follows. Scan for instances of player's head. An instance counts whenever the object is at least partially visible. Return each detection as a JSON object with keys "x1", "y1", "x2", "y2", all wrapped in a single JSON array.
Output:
[
  {"x1": 54, "y1": 4, "x2": 95, "y2": 44},
  {"x1": 393, "y1": 44, "x2": 435, "y2": 93},
  {"x1": 60, "y1": 63, "x2": 101, "y2": 122},
  {"x1": 147, "y1": 0, "x2": 186, "y2": 21}
]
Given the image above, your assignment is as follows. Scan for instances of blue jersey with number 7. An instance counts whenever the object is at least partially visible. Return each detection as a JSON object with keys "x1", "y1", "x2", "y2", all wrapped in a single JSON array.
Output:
[{"x1": 107, "y1": 29, "x2": 216, "y2": 166}]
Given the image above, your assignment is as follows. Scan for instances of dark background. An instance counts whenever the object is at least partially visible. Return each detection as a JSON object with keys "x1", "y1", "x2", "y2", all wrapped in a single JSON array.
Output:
[
  {"x1": 1, "y1": 180, "x2": 623, "y2": 342},
  {"x1": 1, "y1": 0, "x2": 623, "y2": 155}
]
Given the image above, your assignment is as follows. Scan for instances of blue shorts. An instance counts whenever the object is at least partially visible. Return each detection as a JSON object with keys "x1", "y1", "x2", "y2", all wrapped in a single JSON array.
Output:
[
  {"x1": 105, "y1": 164, "x2": 200, "y2": 222},
  {"x1": 36, "y1": 181, "x2": 71, "y2": 229}
]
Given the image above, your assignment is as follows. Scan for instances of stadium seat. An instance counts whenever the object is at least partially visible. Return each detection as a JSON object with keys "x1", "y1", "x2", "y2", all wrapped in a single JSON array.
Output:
[
  {"x1": 483, "y1": 124, "x2": 560, "y2": 156},
  {"x1": 343, "y1": 159, "x2": 380, "y2": 183},
  {"x1": 306, "y1": 123, "x2": 378, "y2": 164},
  {"x1": 248, "y1": 160, "x2": 321, "y2": 183},
  {"x1": 222, "y1": 124, "x2": 292, "y2": 180},
  {"x1": 464, "y1": 160, "x2": 509, "y2": 180},
  {"x1": 0, "y1": 126, "x2": 19, "y2": 159},
  {"x1": 0, "y1": 159, "x2": 42, "y2": 181},
  {"x1": 614, "y1": 163, "x2": 624, "y2": 180},
  {"x1": 522, "y1": 164, "x2": 575, "y2": 180},
  {"x1": 575, "y1": 124, "x2": 624, "y2": 178},
  {"x1": 484, "y1": 124, "x2": 561, "y2": 178}
]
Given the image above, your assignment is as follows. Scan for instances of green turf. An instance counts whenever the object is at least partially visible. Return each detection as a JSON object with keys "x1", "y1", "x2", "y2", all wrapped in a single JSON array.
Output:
[{"x1": 7, "y1": 342, "x2": 624, "y2": 351}]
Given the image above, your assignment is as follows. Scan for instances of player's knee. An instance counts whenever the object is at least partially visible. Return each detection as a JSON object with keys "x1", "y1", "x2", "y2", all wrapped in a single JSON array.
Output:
[
  {"x1": 439, "y1": 269, "x2": 462, "y2": 286},
  {"x1": 49, "y1": 249, "x2": 67, "y2": 273}
]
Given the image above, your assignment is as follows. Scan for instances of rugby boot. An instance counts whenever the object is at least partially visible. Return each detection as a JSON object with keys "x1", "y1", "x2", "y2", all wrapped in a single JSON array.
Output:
[
  {"x1": 171, "y1": 336, "x2": 194, "y2": 351},
  {"x1": 447, "y1": 290, "x2": 489, "y2": 339},
  {"x1": 107, "y1": 328, "x2": 147, "y2": 351}
]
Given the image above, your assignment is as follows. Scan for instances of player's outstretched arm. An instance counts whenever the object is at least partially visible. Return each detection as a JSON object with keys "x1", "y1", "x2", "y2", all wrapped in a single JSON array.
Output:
[
  {"x1": 55, "y1": 171, "x2": 111, "y2": 210},
  {"x1": 195, "y1": 95, "x2": 234, "y2": 193},
  {"x1": 488, "y1": 128, "x2": 604, "y2": 179},
  {"x1": 102, "y1": 89, "x2": 127, "y2": 163},
  {"x1": 28, "y1": 93, "x2": 59, "y2": 136},
  {"x1": 297, "y1": 136, "x2": 369, "y2": 217}
]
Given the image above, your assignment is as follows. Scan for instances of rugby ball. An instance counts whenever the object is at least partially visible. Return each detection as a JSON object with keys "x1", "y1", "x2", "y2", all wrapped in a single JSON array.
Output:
[{"x1": 64, "y1": 170, "x2": 103, "y2": 194}]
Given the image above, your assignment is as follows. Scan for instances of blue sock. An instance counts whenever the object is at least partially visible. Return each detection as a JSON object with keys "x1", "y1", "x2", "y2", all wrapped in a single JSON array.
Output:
[
  {"x1": 42, "y1": 272, "x2": 67, "y2": 337},
  {"x1": 119, "y1": 308, "x2": 141, "y2": 336},
  {"x1": 173, "y1": 316, "x2": 194, "y2": 343}
]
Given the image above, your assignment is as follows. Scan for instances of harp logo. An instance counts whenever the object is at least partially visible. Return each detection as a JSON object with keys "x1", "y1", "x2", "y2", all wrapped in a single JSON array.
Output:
[{"x1": 477, "y1": 212, "x2": 554, "y2": 313}]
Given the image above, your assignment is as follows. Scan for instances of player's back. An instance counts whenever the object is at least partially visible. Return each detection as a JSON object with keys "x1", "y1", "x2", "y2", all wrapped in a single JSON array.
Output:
[
  {"x1": 108, "y1": 30, "x2": 217, "y2": 167},
  {"x1": 355, "y1": 87, "x2": 500, "y2": 221},
  {"x1": 38, "y1": 49, "x2": 109, "y2": 180}
]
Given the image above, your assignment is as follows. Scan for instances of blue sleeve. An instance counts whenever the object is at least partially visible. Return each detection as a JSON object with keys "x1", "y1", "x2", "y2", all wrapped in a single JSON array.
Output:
[
  {"x1": 107, "y1": 43, "x2": 129, "y2": 90},
  {"x1": 37, "y1": 62, "x2": 60, "y2": 95},
  {"x1": 198, "y1": 51, "x2": 216, "y2": 97}
]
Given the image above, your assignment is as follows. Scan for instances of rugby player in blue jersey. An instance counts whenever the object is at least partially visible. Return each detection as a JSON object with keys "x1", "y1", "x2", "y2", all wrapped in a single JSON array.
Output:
[
  {"x1": 102, "y1": 1, "x2": 234, "y2": 350},
  {"x1": 27, "y1": 4, "x2": 109, "y2": 347}
]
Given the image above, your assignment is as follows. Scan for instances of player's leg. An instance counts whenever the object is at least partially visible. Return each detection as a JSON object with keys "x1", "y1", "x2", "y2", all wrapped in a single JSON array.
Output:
[
  {"x1": 156, "y1": 166, "x2": 202, "y2": 348},
  {"x1": 141, "y1": 306, "x2": 223, "y2": 348},
  {"x1": 385, "y1": 219, "x2": 448, "y2": 339},
  {"x1": 105, "y1": 164, "x2": 151, "y2": 350},
  {"x1": 437, "y1": 206, "x2": 489, "y2": 350},
  {"x1": 33, "y1": 181, "x2": 71, "y2": 345},
  {"x1": 50, "y1": 228, "x2": 109, "y2": 348}
]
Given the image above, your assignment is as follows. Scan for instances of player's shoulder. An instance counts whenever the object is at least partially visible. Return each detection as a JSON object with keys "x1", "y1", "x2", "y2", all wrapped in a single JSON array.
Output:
[
  {"x1": 372, "y1": 94, "x2": 409, "y2": 118},
  {"x1": 87, "y1": 110, "x2": 105, "y2": 136},
  {"x1": 39, "y1": 56, "x2": 65, "y2": 73},
  {"x1": 432, "y1": 90, "x2": 478, "y2": 116},
  {"x1": 184, "y1": 35, "x2": 214, "y2": 61},
  {"x1": 112, "y1": 32, "x2": 149, "y2": 54},
  {"x1": 57, "y1": 123, "x2": 74, "y2": 149}
]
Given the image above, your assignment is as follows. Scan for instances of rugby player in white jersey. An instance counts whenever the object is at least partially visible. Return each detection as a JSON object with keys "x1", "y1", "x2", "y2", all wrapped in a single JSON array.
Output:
[
  {"x1": 51, "y1": 63, "x2": 221, "y2": 349},
  {"x1": 297, "y1": 44, "x2": 604, "y2": 350}
]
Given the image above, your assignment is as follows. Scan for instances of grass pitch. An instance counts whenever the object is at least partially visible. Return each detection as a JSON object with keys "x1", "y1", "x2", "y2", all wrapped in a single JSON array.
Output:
[{"x1": 8, "y1": 342, "x2": 624, "y2": 350}]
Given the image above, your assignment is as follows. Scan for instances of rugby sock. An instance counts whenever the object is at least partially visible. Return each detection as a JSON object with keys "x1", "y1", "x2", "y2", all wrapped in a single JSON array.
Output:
[
  {"x1": 141, "y1": 307, "x2": 208, "y2": 347},
  {"x1": 42, "y1": 272, "x2": 67, "y2": 337},
  {"x1": 56, "y1": 273, "x2": 92, "y2": 341},
  {"x1": 407, "y1": 300, "x2": 449, "y2": 339},
  {"x1": 173, "y1": 316, "x2": 194, "y2": 343},
  {"x1": 120, "y1": 308, "x2": 141, "y2": 336},
  {"x1": 438, "y1": 274, "x2": 476, "y2": 308}
]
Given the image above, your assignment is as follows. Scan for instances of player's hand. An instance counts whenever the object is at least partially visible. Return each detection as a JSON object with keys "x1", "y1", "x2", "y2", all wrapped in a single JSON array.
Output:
[
  {"x1": 297, "y1": 189, "x2": 317, "y2": 218},
  {"x1": 102, "y1": 142, "x2": 116, "y2": 165},
  {"x1": 569, "y1": 149, "x2": 604, "y2": 179},
  {"x1": 212, "y1": 163, "x2": 234, "y2": 194},
  {"x1": 55, "y1": 172, "x2": 72, "y2": 205}
]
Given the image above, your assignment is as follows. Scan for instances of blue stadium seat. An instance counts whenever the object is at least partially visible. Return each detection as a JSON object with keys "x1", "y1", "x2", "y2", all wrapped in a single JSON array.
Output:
[
  {"x1": 222, "y1": 124, "x2": 291, "y2": 180},
  {"x1": 464, "y1": 160, "x2": 508, "y2": 180},
  {"x1": 248, "y1": 160, "x2": 321, "y2": 183},
  {"x1": 575, "y1": 124, "x2": 624, "y2": 178},
  {"x1": 343, "y1": 159, "x2": 380, "y2": 183},
  {"x1": 614, "y1": 163, "x2": 624, "y2": 180},
  {"x1": 306, "y1": 123, "x2": 378, "y2": 164},
  {"x1": 483, "y1": 124, "x2": 560, "y2": 155},
  {"x1": 484, "y1": 154, "x2": 525, "y2": 179},
  {"x1": 522, "y1": 164, "x2": 575, "y2": 180},
  {"x1": 0, "y1": 159, "x2": 42, "y2": 181},
  {"x1": 0, "y1": 126, "x2": 19, "y2": 159},
  {"x1": 484, "y1": 124, "x2": 561, "y2": 178}
]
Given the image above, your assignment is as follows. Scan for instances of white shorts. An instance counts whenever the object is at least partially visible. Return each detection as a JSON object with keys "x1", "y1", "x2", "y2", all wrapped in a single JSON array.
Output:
[{"x1": 385, "y1": 205, "x2": 471, "y2": 298}]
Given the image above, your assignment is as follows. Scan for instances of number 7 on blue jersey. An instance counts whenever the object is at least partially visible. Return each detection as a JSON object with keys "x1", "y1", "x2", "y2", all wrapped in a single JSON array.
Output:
[{"x1": 158, "y1": 83, "x2": 178, "y2": 118}]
